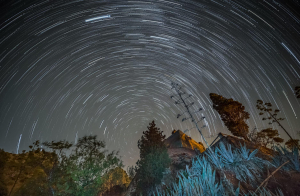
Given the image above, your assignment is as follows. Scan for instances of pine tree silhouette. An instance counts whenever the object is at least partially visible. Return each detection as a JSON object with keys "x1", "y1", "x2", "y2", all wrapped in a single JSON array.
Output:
[{"x1": 137, "y1": 120, "x2": 166, "y2": 159}]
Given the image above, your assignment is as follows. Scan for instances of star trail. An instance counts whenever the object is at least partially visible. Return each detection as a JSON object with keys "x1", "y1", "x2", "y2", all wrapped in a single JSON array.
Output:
[{"x1": 0, "y1": 0, "x2": 299, "y2": 168}]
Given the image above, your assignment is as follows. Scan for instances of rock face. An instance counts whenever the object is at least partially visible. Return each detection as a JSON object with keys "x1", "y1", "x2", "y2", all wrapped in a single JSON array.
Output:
[{"x1": 164, "y1": 130, "x2": 206, "y2": 153}]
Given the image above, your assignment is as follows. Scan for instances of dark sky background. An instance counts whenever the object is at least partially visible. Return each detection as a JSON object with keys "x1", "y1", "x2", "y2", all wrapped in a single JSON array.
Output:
[{"x1": 0, "y1": 0, "x2": 300, "y2": 169}]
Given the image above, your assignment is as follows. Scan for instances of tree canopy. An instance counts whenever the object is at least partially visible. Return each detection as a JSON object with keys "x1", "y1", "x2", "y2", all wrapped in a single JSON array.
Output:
[
  {"x1": 249, "y1": 128, "x2": 284, "y2": 148},
  {"x1": 209, "y1": 93, "x2": 250, "y2": 141},
  {"x1": 138, "y1": 120, "x2": 167, "y2": 159}
]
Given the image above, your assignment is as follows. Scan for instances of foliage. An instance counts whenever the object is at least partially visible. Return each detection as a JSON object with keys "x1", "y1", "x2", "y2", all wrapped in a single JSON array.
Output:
[
  {"x1": 285, "y1": 139, "x2": 300, "y2": 151},
  {"x1": 138, "y1": 120, "x2": 166, "y2": 160},
  {"x1": 209, "y1": 93, "x2": 250, "y2": 141},
  {"x1": 4, "y1": 140, "x2": 66, "y2": 196},
  {"x1": 135, "y1": 147, "x2": 171, "y2": 195},
  {"x1": 272, "y1": 146, "x2": 300, "y2": 172},
  {"x1": 8, "y1": 135, "x2": 123, "y2": 196},
  {"x1": 14, "y1": 175, "x2": 51, "y2": 196},
  {"x1": 248, "y1": 128, "x2": 284, "y2": 149},
  {"x1": 100, "y1": 167, "x2": 130, "y2": 192},
  {"x1": 59, "y1": 135, "x2": 123, "y2": 196},
  {"x1": 5, "y1": 140, "x2": 59, "y2": 196},
  {"x1": 256, "y1": 100, "x2": 299, "y2": 151}
]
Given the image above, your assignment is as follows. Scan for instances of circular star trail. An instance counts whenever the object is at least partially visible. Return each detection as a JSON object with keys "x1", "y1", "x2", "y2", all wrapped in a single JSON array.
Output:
[{"x1": 0, "y1": 0, "x2": 300, "y2": 168}]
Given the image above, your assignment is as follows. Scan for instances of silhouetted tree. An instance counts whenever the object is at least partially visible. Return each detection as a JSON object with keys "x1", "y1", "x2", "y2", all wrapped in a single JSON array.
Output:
[
  {"x1": 135, "y1": 147, "x2": 171, "y2": 195},
  {"x1": 137, "y1": 120, "x2": 166, "y2": 159},
  {"x1": 135, "y1": 121, "x2": 171, "y2": 195},
  {"x1": 210, "y1": 93, "x2": 250, "y2": 141},
  {"x1": 256, "y1": 100, "x2": 300, "y2": 151}
]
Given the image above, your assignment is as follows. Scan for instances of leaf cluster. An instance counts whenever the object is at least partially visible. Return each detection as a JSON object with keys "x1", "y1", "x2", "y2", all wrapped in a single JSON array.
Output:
[
  {"x1": 249, "y1": 128, "x2": 284, "y2": 148},
  {"x1": 209, "y1": 93, "x2": 250, "y2": 141}
]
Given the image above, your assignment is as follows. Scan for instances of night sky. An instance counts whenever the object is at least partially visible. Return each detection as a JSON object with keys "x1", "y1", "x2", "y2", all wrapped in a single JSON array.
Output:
[{"x1": 0, "y1": 0, "x2": 300, "y2": 169}]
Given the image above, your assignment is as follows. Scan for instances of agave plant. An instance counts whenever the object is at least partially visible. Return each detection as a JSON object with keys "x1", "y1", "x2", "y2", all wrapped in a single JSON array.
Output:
[
  {"x1": 206, "y1": 142, "x2": 272, "y2": 183},
  {"x1": 152, "y1": 143, "x2": 286, "y2": 196},
  {"x1": 272, "y1": 146, "x2": 300, "y2": 172}
]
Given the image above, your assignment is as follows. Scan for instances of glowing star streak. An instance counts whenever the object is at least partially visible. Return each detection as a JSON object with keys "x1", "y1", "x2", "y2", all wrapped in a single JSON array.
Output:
[
  {"x1": 283, "y1": 90, "x2": 297, "y2": 119},
  {"x1": 16, "y1": 134, "x2": 22, "y2": 154},
  {"x1": 85, "y1": 15, "x2": 111, "y2": 22}
]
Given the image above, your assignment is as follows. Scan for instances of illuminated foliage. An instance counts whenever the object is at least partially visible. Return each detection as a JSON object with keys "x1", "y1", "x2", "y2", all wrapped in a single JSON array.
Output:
[
  {"x1": 60, "y1": 135, "x2": 123, "y2": 196},
  {"x1": 209, "y1": 93, "x2": 250, "y2": 141},
  {"x1": 250, "y1": 128, "x2": 284, "y2": 148}
]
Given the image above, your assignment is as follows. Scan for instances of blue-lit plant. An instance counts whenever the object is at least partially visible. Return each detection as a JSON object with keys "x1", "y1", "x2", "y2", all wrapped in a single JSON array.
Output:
[
  {"x1": 152, "y1": 143, "x2": 282, "y2": 196},
  {"x1": 272, "y1": 146, "x2": 300, "y2": 172},
  {"x1": 206, "y1": 142, "x2": 273, "y2": 183}
]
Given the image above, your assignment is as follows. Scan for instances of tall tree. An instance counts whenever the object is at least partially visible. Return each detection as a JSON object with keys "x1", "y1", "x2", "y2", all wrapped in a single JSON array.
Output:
[
  {"x1": 135, "y1": 121, "x2": 171, "y2": 195},
  {"x1": 209, "y1": 93, "x2": 250, "y2": 141},
  {"x1": 135, "y1": 147, "x2": 171, "y2": 195},
  {"x1": 137, "y1": 120, "x2": 166, "y2": 159}
]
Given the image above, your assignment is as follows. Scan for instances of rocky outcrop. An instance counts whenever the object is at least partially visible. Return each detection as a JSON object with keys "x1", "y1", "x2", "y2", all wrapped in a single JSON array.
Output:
[{"x1": 164, "y1": 130, "x2": 206, "y2": 153}]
